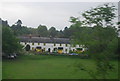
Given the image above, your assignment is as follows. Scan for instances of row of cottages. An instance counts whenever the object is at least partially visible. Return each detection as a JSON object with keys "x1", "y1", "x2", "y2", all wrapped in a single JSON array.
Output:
[{"x1": 18, "y1": 36, "x2": 84, "y2": 53}]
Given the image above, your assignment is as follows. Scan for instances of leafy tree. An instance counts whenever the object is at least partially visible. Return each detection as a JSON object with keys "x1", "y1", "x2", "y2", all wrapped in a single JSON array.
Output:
[
  {"x1": 11, "y1": 19, "x2": 23, "y2": 36},
  {"x1": 15, "y1": 19, "x2": 22, "y2": 27},
  {"x1": 11, "y1": 24, "x2": 38, "y2": 36},
  {"x1": 1, "y1": 20, "x2": 9, "y2": 27},
  {"x1": 70, "y1": 3, "x2": 118, "y2": 79},
  {"x1": 63, "y1": 27, "x2": 71, "y2": 38},
  {"x1": 11, "y1": 19, "x2": 38, "y2": 36},
  {"x1": 37, "y1": 25, "x2": 48, "y2": 37},
  {"x1": 56, "y1": 30, "x2": 64, "y2": 38},
  {"x1": 2, "y1": 20, "x2": 22, "y2": 55},
  {"x1": 68, "y1": 17, "x2": 84, "y2": 38},
  {"x1": 48, "y1": 27, "x2": 57, "y2": 37},
  {"x1": 82, "y1": 3, "x2": 116, "y2": 27}
]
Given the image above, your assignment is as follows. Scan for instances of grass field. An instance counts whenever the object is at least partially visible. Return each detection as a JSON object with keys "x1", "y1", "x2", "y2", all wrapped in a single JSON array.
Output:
[
  {"x1": 0, "y1": 61, "x2": 2, "y2": 80},
  {"x1": 2, "y1": 54, "x2": 118, "y2": 79}
]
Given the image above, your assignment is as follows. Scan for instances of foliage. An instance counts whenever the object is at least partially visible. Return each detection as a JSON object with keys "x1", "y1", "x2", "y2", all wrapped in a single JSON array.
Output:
[
  {"x1": 82, "y1": 3, "x2": 116, "y2": 27},
  {"x1": 56, "y1": 30, "x2": 64, "y2": 38},
  {"x1": 70, "y1": 3, "x2": 118, "y2": 79},
  {"x1": 10, "y1": 20, "x2": 76, "y2": 38},
  {"x1": 11, "y1": 20, "x2": 37, "y2": 36},
  {"x1": 48, "y1": 27, "x2": 57, "y2": 37},
  {"x1": 2, "y1": 24, "x2": 22, "y2": 54},
  {"x1": 63, "y1": 27, "x2": 71, "y2": 38},
  {"x1": 37, "y1": 25, "x2": 48, "y2": 37},
  {"x1": 15, "y1": 19, "x2": 22, "y2": 26}
]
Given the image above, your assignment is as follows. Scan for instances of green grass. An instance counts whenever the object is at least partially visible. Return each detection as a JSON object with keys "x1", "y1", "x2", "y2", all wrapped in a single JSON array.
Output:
[
  {"x1": 0, "y1": 61, "x2": 2, "y2": 80},
  {"x1": 2, "y1": 55, "x2": 118, "y2": 79}
]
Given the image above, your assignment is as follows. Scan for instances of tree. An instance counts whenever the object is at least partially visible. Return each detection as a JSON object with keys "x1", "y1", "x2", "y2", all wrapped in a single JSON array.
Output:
[
  {"x1": 56, "y1": 30, "x2": 64, "y2": 38},
  {"x1": 1, "y1": 20, "x2": 9, "y2": 27},
  {"x1": 63, "y1": 27, "x2": 71, "y2": 38},
  {"x1": 2, "y1": 21, "x2": 22, "y2": 55},
  {"x1": 82, "y1": 3, "x2": 116, "y2": 27},
  {"x1": 48, "y1": 27, "x2": 57, "y2": 37},
  {"x1": 11, "y1": 19, "x2": 23, "y2": 36},
  {"x1": 68, "y1": 17, "x2": 83, "y2": 38},
  {"x1": 15, "y1": 19, "x2": 22, "y2": 26},
  {"x1": 70, "y1": 3, "x2": 118, "y2": 79},
  {"x1": 37, "y1": 25, "x2": 48, "y2": 37}
]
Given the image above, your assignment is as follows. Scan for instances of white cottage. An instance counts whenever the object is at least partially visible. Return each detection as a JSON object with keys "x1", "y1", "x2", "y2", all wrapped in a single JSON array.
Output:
[{"x1": 18, "y1": 36, "x2": 83, "y2": 53}]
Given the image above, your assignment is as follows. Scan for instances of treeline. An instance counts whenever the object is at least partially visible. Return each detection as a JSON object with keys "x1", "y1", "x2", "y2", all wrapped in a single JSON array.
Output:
[{"x1": 4, "y1": 19, "x2": 75, "y2": 38}]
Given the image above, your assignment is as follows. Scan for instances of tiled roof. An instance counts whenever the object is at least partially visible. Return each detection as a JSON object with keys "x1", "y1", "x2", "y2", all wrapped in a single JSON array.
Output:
[{"x1": 18, "y1": 36, "x2": 70, "y2": 44}]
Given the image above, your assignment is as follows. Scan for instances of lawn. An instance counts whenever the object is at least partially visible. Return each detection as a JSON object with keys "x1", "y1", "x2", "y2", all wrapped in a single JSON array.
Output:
[
  {"x1": 0, "y1": 61, "x2": 2, "y2": 80},
  {"x1": 2, "y1": 54, "x2": 118, "y2": 79}
]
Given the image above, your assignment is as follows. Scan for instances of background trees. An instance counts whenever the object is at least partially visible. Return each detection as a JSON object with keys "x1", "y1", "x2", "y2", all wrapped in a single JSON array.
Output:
[
  {"x1": 10, "y1": 19, "x2": 75, "y2": 38},
  {"x1": 37, "y1": 25, "x2": 48, "y2": 37},
  {"x1": 48, "y1": 27, "x2": 57, "y2": 37},
  {"x1": 11, "y1": 20, "x2": 38, "y2": 36},
  {"x1": 63, "y1": 27, "x2": 71, "y2": 38},
  {"x1": 15, "y1": 19, "x2": 22, "y2": 26},
  {"x1": 11, "y1": 19, "x2": 23, "y2": 36}
]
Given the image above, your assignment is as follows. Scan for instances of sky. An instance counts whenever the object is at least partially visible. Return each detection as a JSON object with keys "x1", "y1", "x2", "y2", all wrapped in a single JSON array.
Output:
[{"x1": 0, "y1": 0, "x2": 119, "y2": 30}]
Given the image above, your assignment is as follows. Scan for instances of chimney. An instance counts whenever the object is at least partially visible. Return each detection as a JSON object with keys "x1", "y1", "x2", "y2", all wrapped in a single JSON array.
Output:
[
  {"x1": 29, "y1": 34, "x2": 32, "y2": 39},
  {"x1": 50, "y1": 35, "x2": 54, "y2": 39}
]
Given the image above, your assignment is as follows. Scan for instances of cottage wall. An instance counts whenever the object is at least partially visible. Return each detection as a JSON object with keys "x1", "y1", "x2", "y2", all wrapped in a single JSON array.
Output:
[{"x1": 20, "y1": 42, "x2": 82, "y2": 53}]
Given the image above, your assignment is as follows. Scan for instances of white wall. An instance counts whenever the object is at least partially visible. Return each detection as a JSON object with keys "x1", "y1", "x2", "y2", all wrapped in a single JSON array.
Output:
[{"x1": 20, "y1": 42, "x2": 83, "y2": 53}]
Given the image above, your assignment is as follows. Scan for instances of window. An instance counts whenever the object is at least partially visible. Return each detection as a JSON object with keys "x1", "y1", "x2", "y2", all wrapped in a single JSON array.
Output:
[
  {"x1": 60, "y1": 43, "x2": 62, "y2": 46},
  {"x1": 36, "y1": 47, "x2": 41, "y2": 49},
  {"x1": 43, "y1": 48, "x2": 45, "y2": 51},
  {"x1": 54, "y1": 48, "x2": 57, "y2": 51},
  {"x1": 32, "y1": 43, "x2": 34, "y2": 45},
  {"x1": 54, "y1": 43, "x2": 56, "y2": 46},
  {"x1": 44, "y1": 43, "x2": 46, "y2": 46},
  {"x1": 66, "y1": 44, "x2": 68, "y2": 47},
  {"x1": 58, "y1": 47, "x2": 63, "y2": 50},
  {"x1": 65, "y1": 49, "x2": 67, "y2": 52},
  {"x1": 32, "y1": 47, "x2": 34, "y2": 50},
  {"x1": 38, "y1": 43, "x2": 40, "y2": 45},
  {"x1": 73, "y1": 49, "x2": 75, "y2": 51}
]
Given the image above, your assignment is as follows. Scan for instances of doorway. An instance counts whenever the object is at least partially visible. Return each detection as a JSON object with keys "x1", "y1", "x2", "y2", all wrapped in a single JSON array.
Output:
[
  {"x1": 25, "y1": 44, "x2": 30, "y2": 51},
  {"x1": 48, "y1": 48, "x2": 51, "y2": 52}
]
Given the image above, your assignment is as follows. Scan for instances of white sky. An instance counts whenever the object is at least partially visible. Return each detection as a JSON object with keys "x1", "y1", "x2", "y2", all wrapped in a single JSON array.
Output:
[{"x1": 0, "y1": 0, "x2": 119, "y2": 30}]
